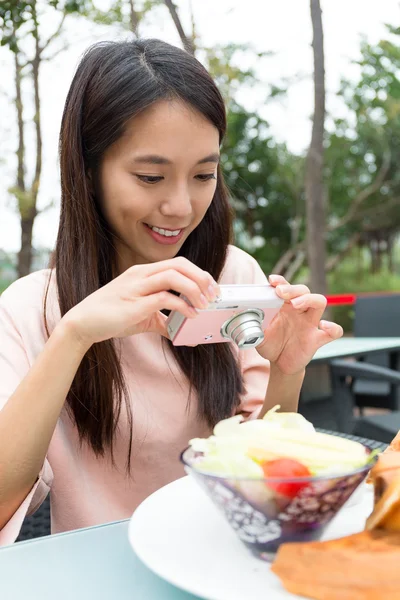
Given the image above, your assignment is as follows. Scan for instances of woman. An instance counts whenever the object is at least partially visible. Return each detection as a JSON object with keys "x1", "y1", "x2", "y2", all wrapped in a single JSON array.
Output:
[{"x1": 0, "y1": 39, "x2": 342, "y2": 544}]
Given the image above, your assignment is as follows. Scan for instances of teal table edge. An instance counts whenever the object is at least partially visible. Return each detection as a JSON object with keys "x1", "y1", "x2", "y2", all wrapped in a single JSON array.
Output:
[
  {"x1": 0, "y1": 518, "x2": 202, "y2": 600},
  {"x1": 311, "y1": 337, "x2": 400, "y2": 363}
]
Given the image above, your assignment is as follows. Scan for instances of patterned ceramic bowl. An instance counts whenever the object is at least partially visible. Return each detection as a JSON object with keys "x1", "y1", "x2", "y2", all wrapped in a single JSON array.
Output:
[{"x1": 181, "y1": 446, "x2": 375, "y2": 561}]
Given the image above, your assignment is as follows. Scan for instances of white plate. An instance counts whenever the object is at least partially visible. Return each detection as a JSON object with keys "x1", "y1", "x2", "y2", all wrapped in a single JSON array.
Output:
[{"x1": 129, "y1": 476, "x2": 373, "y2": 600}]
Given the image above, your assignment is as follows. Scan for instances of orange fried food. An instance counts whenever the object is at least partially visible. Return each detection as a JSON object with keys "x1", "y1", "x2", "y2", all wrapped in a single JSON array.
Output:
[
  {"x1": 272, "y1": 439, "x2": 400, "y2": 599},
  {"x1": 369, "y1": 451, "x2": 400, "y2": 499},
  {"x1": 366, "y1": 430, "x2": 400, "y2": 484},
  {"x1": 366, "y1": 451, "x2": 400, "y2": 531},
  {"x1": 271, "y1": 529, "x2": 400, "y2": 600},
  {"x1": 387, "y1": 430, "x2": 400, "y2": 453}
]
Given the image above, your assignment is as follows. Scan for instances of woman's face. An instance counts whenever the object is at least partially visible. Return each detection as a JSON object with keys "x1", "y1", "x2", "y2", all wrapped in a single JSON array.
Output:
[{"x1": 98, "y1": 99, "x2": 220, "y2": 272}]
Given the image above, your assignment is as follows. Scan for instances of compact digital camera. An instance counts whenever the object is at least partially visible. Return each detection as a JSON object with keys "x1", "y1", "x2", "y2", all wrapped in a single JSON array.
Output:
[{"x1": 166, "y1": 284, "x2": 284, "y2": 349}]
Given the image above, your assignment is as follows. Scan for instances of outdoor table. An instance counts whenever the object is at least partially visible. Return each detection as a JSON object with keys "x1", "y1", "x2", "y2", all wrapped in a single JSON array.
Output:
[
  {"x1": 0, "y1": 518, "x2": 202, "y2": 600},
  {"x1": 2, "y1": 338, "x2": 399, "y2": 598},
  {"x1": 303, "y1": 337, "x2": 400, "y2": 431},
  {"x1": 311, "y1": 337, "x2": 400, "y2": 366},
  {"x1": 0, "y1": 431, "x2": 385, "y2": 600}
]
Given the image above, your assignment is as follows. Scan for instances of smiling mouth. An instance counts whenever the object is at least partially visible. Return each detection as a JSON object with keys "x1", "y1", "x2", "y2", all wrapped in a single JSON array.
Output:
[{"x1": 144, "y1": 224, "x2": 185, "y2": 238}]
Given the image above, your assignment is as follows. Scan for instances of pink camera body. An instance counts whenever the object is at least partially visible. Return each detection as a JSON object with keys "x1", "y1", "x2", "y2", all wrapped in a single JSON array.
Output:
[{"x1": 166, "y1": 284, "x2": 284, "y2": 350}]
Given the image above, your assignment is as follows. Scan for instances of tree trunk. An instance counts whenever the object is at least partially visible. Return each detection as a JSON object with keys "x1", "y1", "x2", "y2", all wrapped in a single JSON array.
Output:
[
  {"x1": 188, "y1": 0, "x2": 196, "y2": 47},
  {"x1": 370, "y1": 241, "x2": 378, "y2": 274},
  {"x1": 163, "y1": 0, "x2": 195, "y2": 55},
  {"x1": 14, "y1": 50, "x2": 25, "y2": 192},
  {"x1": 13, "y1": 38, "x2": 30, "y2": 278},
  {"x1": 356, "y1": 242, "x2": 363, "y2": 278},
  {"x1": 326, "y1": 233, "x2": 361, "y2": 272},
  {"x1": 17, "y1": 0, "x2": 43, "y2": 278},
  {"x1": 388, "y1": 235, "x2": 394, "y2": 272},
  {"x1": 305, "y1": 0, "x2": 327, "y2": 295},
  {"x1": 128, "y1": 0, "x2": 140, "y2": 36},
  {"x1": 31, "y1": 2, "x2": 42, "y2": 209},
  {"x1": 18, "y1": 216, "x2": 35, "y2": 277}
]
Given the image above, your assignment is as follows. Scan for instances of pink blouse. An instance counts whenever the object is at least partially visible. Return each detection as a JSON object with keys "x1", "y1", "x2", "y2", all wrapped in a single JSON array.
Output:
[{"x1": 0, "y1": 245, "x2": 270, "y2": 545}]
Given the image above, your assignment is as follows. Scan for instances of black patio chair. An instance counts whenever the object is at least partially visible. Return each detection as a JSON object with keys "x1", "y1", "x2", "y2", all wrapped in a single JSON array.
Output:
[
  {"x1": 16, "y1": 494, "x2": 51, "y2": 542},
  {"x1": 352, "y1": 294, "x2": 400, "y2": 412},
  {"x1": 299, "y1": 358, "x2": 400, "y2": 440}
]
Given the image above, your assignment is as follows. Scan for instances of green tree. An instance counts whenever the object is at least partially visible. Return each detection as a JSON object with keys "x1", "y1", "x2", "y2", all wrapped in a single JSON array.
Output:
[
  {"x1": 276, "y1": 24, "x2": 400, "y2": 284},
  {"x1": 96, "y1": 1, "x2": 297, "y2": 277},
  {"x1": 325, "y1": 25, "x2": 400, "y2": 273},
  {"x1": 0, "y1": 0, "x2": 90, "y2": 276},
  {"x1": 305, "y1": 0, "x2": 327, "y2": 295},
  {"x1": 89, "y1": 0, "x2": 268, "y2": 106},
  {"x1": 222, "y1": 103, "x2": 303, "y2": 276},
  {"x1": 85, "y1": 0, "x2": 164, "y2": 39}
]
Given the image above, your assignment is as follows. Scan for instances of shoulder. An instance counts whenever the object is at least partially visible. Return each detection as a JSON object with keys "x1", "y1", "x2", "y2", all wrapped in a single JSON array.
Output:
[
  {"x1": 220, "y1": 245, "x2": 268, "y2": 285},
  {"x1": 0, "y1": 269, "x2": 53, "y2": 312},
  {"x1": 0, "y1": 269, "x2": 60, "y2": 349}
]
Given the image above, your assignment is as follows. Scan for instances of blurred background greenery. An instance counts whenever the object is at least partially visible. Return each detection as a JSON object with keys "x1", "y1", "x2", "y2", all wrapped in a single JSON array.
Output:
[{"x1": 1, "y1": 1, "x2": 399, "y2": 332}]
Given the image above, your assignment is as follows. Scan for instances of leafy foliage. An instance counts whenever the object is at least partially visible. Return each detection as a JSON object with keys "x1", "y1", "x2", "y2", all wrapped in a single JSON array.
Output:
[
  {"x1": 325, "y1": 27, "x2": 400, "y2": 249},
  {"x1": 222, "y1": 103, "x2": 304, "y2": 274},
  {"x1": 82, "y1": 0, "x2": 162, "y2": 29},
  {"x1": 202, "y1": 43, "x2": 272, "y2": 104},
  {"x1": 1, "y1": 2, "x2": 400, "y2": 293}
]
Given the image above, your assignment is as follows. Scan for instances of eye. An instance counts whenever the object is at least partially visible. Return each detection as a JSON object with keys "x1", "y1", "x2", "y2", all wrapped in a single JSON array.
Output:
[
  {"x1": 195, "y1": 173, "x2": 216, "y2": 182},
  {"x1": 135, "y1": 175, "x2": 164, "y2": 184}
]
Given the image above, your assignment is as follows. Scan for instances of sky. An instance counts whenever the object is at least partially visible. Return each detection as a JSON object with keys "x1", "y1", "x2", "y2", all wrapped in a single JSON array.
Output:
[{"x1": 0, "y1": 0, "x2": 399, "y2": 253}]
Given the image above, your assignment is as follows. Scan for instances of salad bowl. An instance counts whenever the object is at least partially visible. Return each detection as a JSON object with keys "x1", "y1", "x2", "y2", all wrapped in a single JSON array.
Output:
[{"x1": 181, "y1": 409, "x2": 378, "y2": 561}]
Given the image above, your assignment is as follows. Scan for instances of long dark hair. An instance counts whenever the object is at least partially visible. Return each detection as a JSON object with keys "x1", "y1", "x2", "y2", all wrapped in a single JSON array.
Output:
[{"x1": 48, "y1": 39, "x2": 244, "y2": 467}]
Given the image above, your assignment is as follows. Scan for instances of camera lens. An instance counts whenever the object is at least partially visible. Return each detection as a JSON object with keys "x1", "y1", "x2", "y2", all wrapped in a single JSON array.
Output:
[{"x1": 221, "y1": 309, "x2": 265, "y2": 349}]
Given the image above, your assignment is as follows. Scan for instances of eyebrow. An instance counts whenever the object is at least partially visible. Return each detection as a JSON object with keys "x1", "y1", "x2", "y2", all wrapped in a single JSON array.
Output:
[{"x1": 132, "y1": 153, "x2": 220, "y2": 166}]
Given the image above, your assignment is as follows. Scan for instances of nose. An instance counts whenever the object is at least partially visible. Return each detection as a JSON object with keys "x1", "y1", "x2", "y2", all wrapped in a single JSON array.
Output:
[{"x1": 160, "y1": 183, "x2": 192, "y2": 219}]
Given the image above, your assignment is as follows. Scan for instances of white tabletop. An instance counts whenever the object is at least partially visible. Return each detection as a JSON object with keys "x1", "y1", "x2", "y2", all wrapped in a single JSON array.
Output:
[{"x1": 311, "y1": 337, "x2": 400, "y2": 363}]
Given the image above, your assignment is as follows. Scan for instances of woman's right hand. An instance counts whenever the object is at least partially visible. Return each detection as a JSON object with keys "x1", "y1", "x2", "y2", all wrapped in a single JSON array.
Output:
[{"x1": 60, "y1": 257, "x2": 220, "y2": 348}]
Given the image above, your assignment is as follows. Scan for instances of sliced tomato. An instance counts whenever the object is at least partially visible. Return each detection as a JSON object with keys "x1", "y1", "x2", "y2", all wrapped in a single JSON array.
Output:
[{"x1": 261, "y1": 458, "x2": 311, "y2": 498}]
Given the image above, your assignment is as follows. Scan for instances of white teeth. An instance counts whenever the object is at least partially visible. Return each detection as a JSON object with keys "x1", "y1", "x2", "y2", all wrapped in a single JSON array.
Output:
[{"x1": 150, "y1": 225, "x2": 181, "y2": 237}]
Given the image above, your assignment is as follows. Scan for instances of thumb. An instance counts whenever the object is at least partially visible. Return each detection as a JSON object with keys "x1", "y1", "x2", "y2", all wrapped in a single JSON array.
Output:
[
  {"x1": 315, "y1": 320, "x2": 344, "y2": 347},
  {"x1": 147, "y1": 311, "x2": 170, "y2": 339}
]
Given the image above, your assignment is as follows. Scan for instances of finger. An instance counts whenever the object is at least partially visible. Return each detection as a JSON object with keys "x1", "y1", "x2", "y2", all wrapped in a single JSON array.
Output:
[
  {"x1": 315, "y1": 320, "x2": 344, "y2": 347},
  {"x1": 148, "y1": 311, "x2": 169, "y2": 338},
  {"x1": 268, "y1": 274, "x2": 289, "y2": 287},
  {"x1": 147, "y1": 312, "x2": 198, "y2": 343},
  {"x1": 139, "y1": 291, "x2": 199, "y2": 320},
  {"x1": 129, "y1": 257, "x2": 220, "y2": 300},
  {"x1": 290, "y1": 293, "x2": 327, "y2": 314},
  {"x1": 275, "y1": 284, "x2": 311, "y2": 301},
  {"x1": 137, "y1": 270, "x2": 210, "y2": 310}
]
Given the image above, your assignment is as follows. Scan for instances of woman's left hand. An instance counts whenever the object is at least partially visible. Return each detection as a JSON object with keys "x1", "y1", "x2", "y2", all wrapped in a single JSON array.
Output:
[{"x1": 256, "y1": 274, "x2": 343, "y2": 375}]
